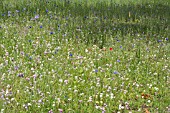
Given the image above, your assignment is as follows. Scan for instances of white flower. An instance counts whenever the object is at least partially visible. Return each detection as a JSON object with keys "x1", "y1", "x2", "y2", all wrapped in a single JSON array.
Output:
[{"x1": 59, "y1": 79, "x2": 63, "y2": 83}]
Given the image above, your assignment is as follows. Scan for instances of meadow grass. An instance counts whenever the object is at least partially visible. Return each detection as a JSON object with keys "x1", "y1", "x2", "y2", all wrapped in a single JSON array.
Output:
[{"x1": 0, "y1": 0, "x2": 170, "y2": 113}]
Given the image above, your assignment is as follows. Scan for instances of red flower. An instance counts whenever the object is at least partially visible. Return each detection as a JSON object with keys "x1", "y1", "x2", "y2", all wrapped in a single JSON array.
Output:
[{"x1": 110, "y1": 47, "x2": 113, "y2": 51}]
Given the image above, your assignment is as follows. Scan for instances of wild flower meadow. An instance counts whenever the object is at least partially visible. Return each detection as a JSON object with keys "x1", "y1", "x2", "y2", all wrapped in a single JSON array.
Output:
[{"x1": 0, "y1": 0, "x2": 170, "y2": 113}]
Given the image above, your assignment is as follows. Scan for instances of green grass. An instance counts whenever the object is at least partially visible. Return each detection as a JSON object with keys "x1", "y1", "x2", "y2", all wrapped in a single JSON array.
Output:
[{"x1": 0, "y1": 0, "x2": 170, "y2": 113}]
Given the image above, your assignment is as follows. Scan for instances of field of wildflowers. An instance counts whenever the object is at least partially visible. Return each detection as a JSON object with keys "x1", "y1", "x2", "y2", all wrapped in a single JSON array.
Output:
[{"x1": 0, "y1": 0, "x2": 170, "y2": 113}]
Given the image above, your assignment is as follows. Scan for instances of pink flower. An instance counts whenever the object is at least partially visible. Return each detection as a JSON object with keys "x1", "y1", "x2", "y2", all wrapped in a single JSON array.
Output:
[{"x1": 58, "y1": 109, "x2": 63, "y2": 113}]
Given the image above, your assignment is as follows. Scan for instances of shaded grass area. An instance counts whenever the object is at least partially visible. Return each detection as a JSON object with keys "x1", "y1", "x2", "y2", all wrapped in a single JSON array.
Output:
[{"x1": 0, "y1": 0, "x2": 169, "y2": 47}]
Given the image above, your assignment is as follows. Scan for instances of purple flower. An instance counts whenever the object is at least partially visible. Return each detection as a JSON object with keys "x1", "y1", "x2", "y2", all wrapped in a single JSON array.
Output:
[
  {"x1": 48, "y1": 109, "x2": 53, "y2": 113},
  {"x1": 116, "y1": 39, "x2": 120, "y2": 42},
  {"x1": 166, "y1": 38, "x2": 168, "y2": 41},
  {"x1": 29, "y1": 56, "x2": 32, "y2": 60},
  {"x1": 40, "y1": 25, "x2": 43, "y2": 28},
  {"x1": 69, "y1": 53, "x2": 73, "y2": 57},
  {"x1": 16, "y1": 10, "x2": 20, "y2": 13},
  {"x1": 46, "y1": 9, "x2": 49, "y2": 13},
  {"x1": 15, "y1": 66, "x2": 19, "y2": 70},
  {"x1": 8, "y1": 11, "x2": 11, "y2": 17},
  {"x1": 95, "y1": 69, "x2": 98, "y2": 73},
  {"x1": 79, "y1": 100, "x2": 83, "y2": 103},
  {"x1": 33, "y1": 74, "x2": 37, "y2": 78},
  {"x1": 102, "y1": 110, "x2": 105, "y2": 113},
  {"x1": 50, "y1": 32, "x2": 53, "y2": 35},
  {"x1": 113, "y1": 71, "x2": 119, "y2": 74},
  {"x1": 18, "y1": 73, "x2": 24, "y2": 77},
  {"x1": 117, "y1": 59, "x2": 120, "y2": 62},
  {"x1": 35, "y1": 15, "x2": 39, "y2": 19},
  {"x1": 157, "y1": 40, "x2": 162, "y2": 43},
  {"x1": 58, "y1": 109, "x2": 63, "y2": 113},
  {"x1": 55, "y1": 50, "x2": 58, "y2": 54},
  {"x1": 23, "y1": 8, "x2": 26, "y2": 11},
  {"x1": 38, "y1": 99, "x2": 42, "y2": 103}
]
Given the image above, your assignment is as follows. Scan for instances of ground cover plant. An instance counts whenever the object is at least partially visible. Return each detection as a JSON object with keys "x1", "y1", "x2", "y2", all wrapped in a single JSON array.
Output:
[{"x1": 0, "y1": 0, "x2": 170, "y2": 112}]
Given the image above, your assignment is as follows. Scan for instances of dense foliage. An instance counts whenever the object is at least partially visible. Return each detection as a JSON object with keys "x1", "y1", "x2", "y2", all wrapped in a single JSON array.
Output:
[{"x1": 0, "y1": 0, "x2": 169, "y2": 113}]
